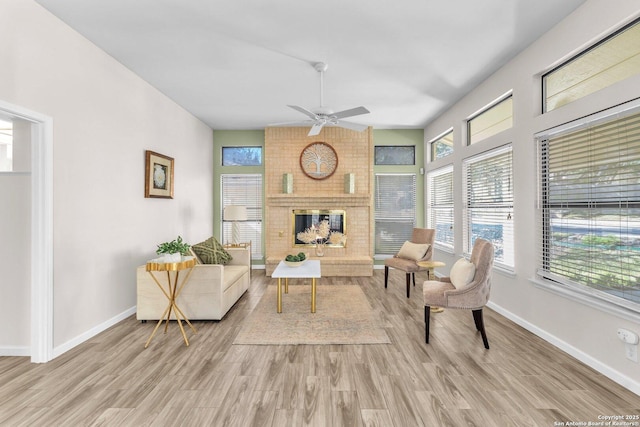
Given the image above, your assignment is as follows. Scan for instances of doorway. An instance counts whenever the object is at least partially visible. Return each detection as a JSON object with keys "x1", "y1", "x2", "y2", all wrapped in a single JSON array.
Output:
[{"x1": 0, "y1": 100, "x2": 53, "y2": 363}]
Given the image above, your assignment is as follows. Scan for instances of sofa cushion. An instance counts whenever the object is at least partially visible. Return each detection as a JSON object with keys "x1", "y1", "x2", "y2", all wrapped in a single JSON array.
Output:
[
  {"x1": 191, "y1": 236, "x2": 232, "y2": 265},
  {"x1": 223, "y1": 265, "x2": 248, "y2": 292}
]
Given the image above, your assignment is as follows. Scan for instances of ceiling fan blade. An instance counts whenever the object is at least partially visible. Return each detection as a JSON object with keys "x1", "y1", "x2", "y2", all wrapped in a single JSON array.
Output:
[
  {"x1": 335, "y1": 120, "x2": 369, "y2": 132},
  {"x1": 268, "y1": 120, "x2": 315, "y2": 127},
  {"x1": 288, "y1": 105, "x2": 318, "y2": 120},
  {"x1": 308, "y1": 123, "x2": 324, "y2": 136},
  {"x1": 332, "y1": 106, "x2": 370, "y2": 119}
]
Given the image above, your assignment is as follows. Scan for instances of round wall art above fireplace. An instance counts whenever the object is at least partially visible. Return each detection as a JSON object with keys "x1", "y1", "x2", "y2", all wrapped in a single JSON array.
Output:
[{"x1": 300, "y1": 142, "x2": 338, "y2": 180}]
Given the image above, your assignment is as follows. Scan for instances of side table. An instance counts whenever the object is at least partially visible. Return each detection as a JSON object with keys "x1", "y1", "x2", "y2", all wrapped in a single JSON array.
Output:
[
  {"x1": 144, "y1": 256, "x2": 198, "y2": 348},
  {"x1": 417, "y1": 260, "x2": 445, "y2": 313}
]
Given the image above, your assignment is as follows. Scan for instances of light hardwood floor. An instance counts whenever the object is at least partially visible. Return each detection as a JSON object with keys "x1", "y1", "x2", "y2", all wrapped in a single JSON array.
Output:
[{"x1": 1, "y1": 270, "x2": 638, "y2": 426}]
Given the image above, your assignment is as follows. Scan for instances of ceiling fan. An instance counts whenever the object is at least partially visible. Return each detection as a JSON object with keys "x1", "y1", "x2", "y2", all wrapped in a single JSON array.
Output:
[{"x1": 271, "y1": 62, "x2": 370, "y2": 136}]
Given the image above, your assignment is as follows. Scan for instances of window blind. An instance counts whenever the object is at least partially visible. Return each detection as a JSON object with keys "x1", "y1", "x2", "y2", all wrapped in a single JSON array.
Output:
[
  {"x1": 538, "y1": 108, "x2": 640, "y2": 305},
  {"x1": 463, "y1": 145, "x2": 514, "y2": 268},
  {"x1": 427, "y1": 166, "x2": 454, "y2": 250},
  {"x1": 221, "y1": 174, "x2": 263, "y2": 258},
  {"x1": 374, "y1": 173, "x2": 416, "y2": 255}
]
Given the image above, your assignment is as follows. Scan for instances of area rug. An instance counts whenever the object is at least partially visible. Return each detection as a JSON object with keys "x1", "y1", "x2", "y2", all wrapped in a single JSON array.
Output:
[{"x1": 233, "y1": 285, "x2": 391, "y2": 345}]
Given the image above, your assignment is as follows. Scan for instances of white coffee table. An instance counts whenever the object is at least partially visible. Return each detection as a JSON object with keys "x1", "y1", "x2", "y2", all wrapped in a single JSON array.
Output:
[{"x1": 272, "y1": 260, "x2": 321, "y2": 313}]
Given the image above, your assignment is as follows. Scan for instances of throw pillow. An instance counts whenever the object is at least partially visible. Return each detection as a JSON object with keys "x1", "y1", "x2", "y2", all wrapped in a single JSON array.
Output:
[
  {"x1": 449, "y1": 258, "x2": 476, "y2": 289},
  {"x1": 397, "y1": 241, "x2": 430, "y2": 261},
  {"x1": 191, "y1": 237, "x2": 232, "y2": 265}
]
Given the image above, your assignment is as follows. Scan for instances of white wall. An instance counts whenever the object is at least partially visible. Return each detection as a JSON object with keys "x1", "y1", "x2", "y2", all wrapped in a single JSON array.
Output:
[
  {"x1": 425, "y1": 0, "x2": 640, "y2": 393},
  {"x1": 0, "y1": 0, "x2": 214, "y2": 353}
]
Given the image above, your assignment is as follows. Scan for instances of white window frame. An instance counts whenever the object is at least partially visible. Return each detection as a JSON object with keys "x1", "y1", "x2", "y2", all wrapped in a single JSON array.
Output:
[
  {"x1": 429, "y1": 129, "x2": 454, "y2": 161},
  {"x1": 462, "y1": 144, "x2": 514, "y2": 269},
  {"x1": 427, "y1": 165, "x2": 454, "y2": 252},
  {"x1": 542, "y1": 18, "x2": 640, "y2": 113},
  {"x1": 467, "y1": 94, "x2": 513, "y2": 145},
  {"x1": 534, "y1": 99, "x2": 640, "y2": 319},
  {"x1": 220, "y1": 174, "x2": 263, "y2": 259},
  {"x1": 374, "y1": 173, "x2": 417, "y2": 256}
]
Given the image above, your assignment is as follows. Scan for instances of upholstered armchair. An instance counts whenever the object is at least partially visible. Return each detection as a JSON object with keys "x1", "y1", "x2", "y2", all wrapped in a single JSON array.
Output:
[
  {"x1": 423, "y1": 238, "x2": 494, "y2": 349},
  {"x1": 384, "y1": 228, "x2": 435, "y2": 298}
]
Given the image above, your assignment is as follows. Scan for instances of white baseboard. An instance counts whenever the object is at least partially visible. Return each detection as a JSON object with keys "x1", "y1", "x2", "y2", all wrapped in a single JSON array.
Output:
[
  {"x1": 487, "y1": 301, "x2": 640, "y2": 396},
  {"x1": 0, "y1": 346, "x2": 30, "y2": 356},
  {"x1": 52, "y1": 306, "x2": 136, "y2": 359}
]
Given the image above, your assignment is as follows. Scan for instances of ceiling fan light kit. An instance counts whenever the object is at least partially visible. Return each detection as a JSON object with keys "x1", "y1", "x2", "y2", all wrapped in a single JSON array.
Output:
[{"x1": 271, "y1": 62, "x2": 370, "y2": 136}]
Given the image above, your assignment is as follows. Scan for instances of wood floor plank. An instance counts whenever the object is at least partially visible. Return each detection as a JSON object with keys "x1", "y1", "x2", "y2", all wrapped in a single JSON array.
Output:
[
  {"x1": 330, "y1": 390, "x2": 363, "y2": 427},
  {"x1": 350, "y1": 362, "x2": 387, "y2": 409},
  {"x1": 0, "y1": 270, "x2": 637, "y2": 426},
  {"x1": 214, "y1": 375, "x2": 259, "y2": 426},
  {"x1": 278, "y1": 362, "x2": 305, "y2": 410},
  {"x1": 302, "y1": 375, "x2": 331, "y2": 427},
  {"x1": 360, "y1": 409, "x2": 394, "y2": 427}
]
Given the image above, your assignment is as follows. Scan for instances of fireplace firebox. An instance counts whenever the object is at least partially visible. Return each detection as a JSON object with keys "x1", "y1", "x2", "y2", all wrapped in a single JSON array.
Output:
[{"x1": 292, "y1": 209, "x2": 346, "y2": 246}]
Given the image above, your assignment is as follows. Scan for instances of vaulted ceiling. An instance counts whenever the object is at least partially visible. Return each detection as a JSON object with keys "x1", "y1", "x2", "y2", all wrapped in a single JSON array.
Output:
[{"x1": 35, "y1": 0, "x2": 586, "y2": 130}]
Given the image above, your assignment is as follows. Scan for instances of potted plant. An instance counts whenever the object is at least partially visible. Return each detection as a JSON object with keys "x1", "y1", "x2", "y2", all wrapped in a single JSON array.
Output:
[{"x1": 156, "y1": 236, "x2": 191, "y2": 262}]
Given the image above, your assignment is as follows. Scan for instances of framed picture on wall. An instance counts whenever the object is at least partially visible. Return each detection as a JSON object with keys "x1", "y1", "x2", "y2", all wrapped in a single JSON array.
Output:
[{"x1": 145, "y1": 150, "x2": 174, "y2": 198}]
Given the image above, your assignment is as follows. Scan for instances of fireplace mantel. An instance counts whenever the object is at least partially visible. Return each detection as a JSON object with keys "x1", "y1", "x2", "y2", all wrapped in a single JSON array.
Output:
[{"x1": 267, "y1": 194, "x2": 371, "y2": 207}]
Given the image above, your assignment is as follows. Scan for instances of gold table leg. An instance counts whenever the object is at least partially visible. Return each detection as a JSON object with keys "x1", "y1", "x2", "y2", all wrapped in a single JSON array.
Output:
[
  {"x1": 311, "y1": 278, "x2": 316, "y2": 313},
  {"x1": 145, "y1": 304, "x2": 171, "y2": 348},
  {"x1": 144, "y1": 268, "x2": 197, "y2": 348},
  {"x1": 277, "y1": 278, "x2": 282, "y2": 313}
]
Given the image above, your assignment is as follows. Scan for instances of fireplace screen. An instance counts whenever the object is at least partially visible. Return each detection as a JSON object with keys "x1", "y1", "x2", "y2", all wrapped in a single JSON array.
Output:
[{"x1": 293, "y1": 209, "x2": 346, "y2": 246}]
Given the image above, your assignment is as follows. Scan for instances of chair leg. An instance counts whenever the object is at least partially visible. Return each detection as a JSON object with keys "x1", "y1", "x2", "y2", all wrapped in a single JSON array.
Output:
[
  {"x1": 412, "y1": 272, "x2": 416, "y2": 287},
  {"x1": 472, "y1": 309, "x2": 489, "y2": 349},
  {"x1": 424, "y1": 306, "x2": 431, "y2": 343},
  {"x1": 384, "y1": 266, "x2": 389, "y2": 288},
  {"x1": 405, "y1": 273, "x2": 411, "y2": 298}
]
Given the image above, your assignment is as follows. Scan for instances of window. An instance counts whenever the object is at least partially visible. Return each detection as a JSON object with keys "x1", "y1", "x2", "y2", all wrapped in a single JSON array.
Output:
[
  {"x1": 0, "y1": 117, "x2": 13, "y2": 172},
  {"x1": 374, "y1": 146, "x2": 415, "y2": 165},
  {"x1": 374, "y1": 174, "x2": 416, "y2": 255},
  {"x1": 427, "y1": 166, "x2": 454, "y2": 251},
  {"x1": 537, "y1": 103, "x2": 640, "y2": 308},
  {"x1": 222, "y1": 147, "x2": 262, "y2": 166},
  {"x1": 221, "y1": 174, "x2": 263, "y2": 258},
  {"x1": 463, "y1": 145, "x2": 514, "y2": 268},
  {"x1": 543, "y1": 19, "x2": 640, "y2": 113},
  {"x1": 430, "y1": 130, "x2": 454, "y2": 160},
  {"x1": 468, "y1": 96, "x2": 513, "y2": 145}
]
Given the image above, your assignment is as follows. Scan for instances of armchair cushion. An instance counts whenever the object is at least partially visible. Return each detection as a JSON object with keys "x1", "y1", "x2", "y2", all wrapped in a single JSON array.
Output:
[
  {"x1": 397, "y1": 241, "x2": 430, "y2": 261},
  {"x1": 191, "y1": 236, "x2": 232, "y2": 265},
  {"x1": 450, "y1": 257, "x2": 476, "y2": 289},
  {"x1": 422, "y1": 280, "x2": 455, "y2": 307}
]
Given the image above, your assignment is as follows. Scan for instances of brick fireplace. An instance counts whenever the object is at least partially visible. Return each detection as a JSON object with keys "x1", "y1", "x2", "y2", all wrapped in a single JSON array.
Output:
[{"x1": 264, "y1": 126, "x2": 374, "y2": 276}]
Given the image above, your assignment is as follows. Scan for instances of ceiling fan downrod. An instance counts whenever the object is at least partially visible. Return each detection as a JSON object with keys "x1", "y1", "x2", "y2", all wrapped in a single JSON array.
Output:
[{"x1": 314, "y1": 62, "x2": 329, "y2": 111}]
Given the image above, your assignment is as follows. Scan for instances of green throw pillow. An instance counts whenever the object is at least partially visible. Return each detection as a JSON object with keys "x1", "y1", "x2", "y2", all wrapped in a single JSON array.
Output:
[{"x1": 191, "y1": 237, "x2": 232, "y2": 265}]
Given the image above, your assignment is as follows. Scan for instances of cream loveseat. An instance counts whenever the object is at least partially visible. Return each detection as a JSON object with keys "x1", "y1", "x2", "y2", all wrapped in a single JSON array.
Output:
[{"x1": 136, "y1": 246, "x2": 251, "y2": 321}]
